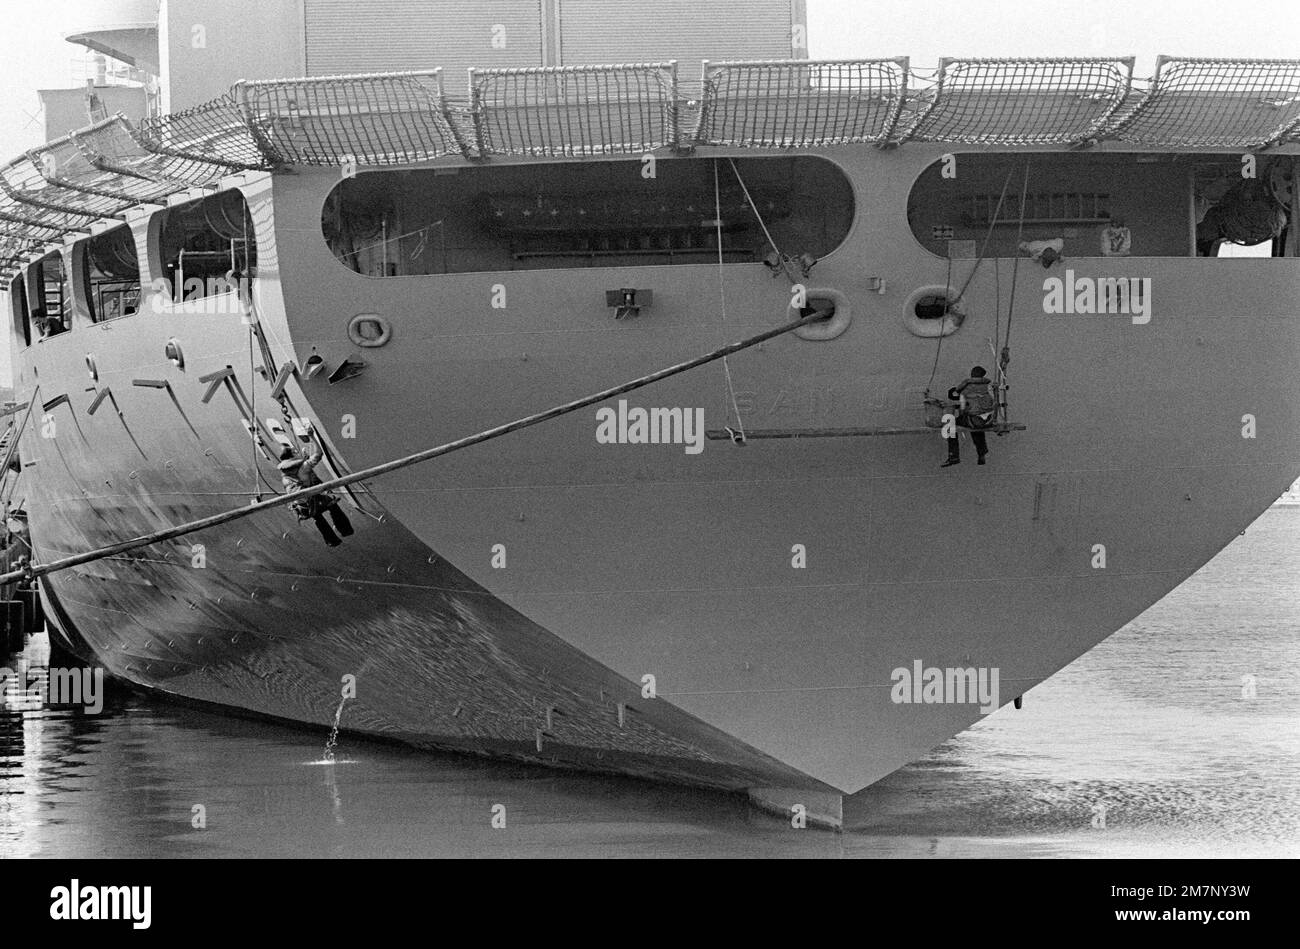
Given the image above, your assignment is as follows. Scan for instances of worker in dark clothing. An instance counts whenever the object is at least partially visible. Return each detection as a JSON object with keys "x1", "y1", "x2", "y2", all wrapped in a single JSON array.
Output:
[
  {"x1": 279, "y1": 437, "x2": 354, "y2": 547},
  {"x1": 31, "y1": 308, "x2": 52, "y2": 339},
  {"x1": 941, "y1": 366, "x2": 997, "y2": 468}
]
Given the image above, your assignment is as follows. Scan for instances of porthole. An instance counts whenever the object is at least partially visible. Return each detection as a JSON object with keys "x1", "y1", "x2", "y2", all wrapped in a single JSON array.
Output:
[
  {"x1": 789, "y1": 288, "x2": 852, "y2": 341},
  {"x1": 348, "y1": 313, "x2": 391, "y2": 348},
  {"x1": 903, "y1": 285, "x2": 966, "y2": 338}
]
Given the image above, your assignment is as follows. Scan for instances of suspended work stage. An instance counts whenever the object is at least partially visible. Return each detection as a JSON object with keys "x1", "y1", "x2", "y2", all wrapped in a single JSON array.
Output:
[{"x1": 3, "y1": 56, "x2": 1300, "y2": 280}]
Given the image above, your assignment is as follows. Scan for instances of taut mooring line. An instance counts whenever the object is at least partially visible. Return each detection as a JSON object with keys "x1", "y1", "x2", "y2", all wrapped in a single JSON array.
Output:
[{"x1": 2, "y1": 309, "x2": 827, "y2": 585}]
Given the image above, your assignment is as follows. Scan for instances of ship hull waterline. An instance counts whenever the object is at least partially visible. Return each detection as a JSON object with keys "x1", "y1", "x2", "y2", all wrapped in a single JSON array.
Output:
[{"x1": 10, "y1": 146, "x2": 1300, "y2": 829}]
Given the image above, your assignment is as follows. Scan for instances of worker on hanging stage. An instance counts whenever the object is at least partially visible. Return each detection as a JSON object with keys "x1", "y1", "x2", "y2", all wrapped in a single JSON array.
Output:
[
  {"x1": 941, "y1": 366, "x2": 996, "y2": 468},
  {"x1": 278, "y1": 428, "x2": 355, "y2": 547}
]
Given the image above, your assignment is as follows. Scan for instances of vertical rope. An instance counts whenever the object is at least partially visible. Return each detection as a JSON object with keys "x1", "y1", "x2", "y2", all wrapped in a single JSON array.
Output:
[
  {"x1": 993, "y1": 255, "x2": 1003, "y2": 421},
  {"x1": 1002, "y1": 161, "x2": 1031, "y2": 355},
  {"x1": 728, "y1": 157, "x2": 795, "y2": 283},
  {"x1": 249, "y1": 326, "x2": 260, "y2": 500},
  {"x1": 994, "y1": 254, "x2": 1002, "y2": 356},
  {"x1": 953, "y1": 169, "x2": 1015, "y2": 304},
  {"x1": 928, "y1": 168, "x2": 1012, "y2": 399},
  {"x1": 244, "y1": 212, "x2": 262, "y2": 501},
  {"x1": 999, "y1": 160, "x2": 1032, "y2": 421},
  {"x1": 925, "y1": 253, "x2": 955, "y2": 394},
  {"x1": 714, "y1": 160, "x2": 746, "y2": 439}
]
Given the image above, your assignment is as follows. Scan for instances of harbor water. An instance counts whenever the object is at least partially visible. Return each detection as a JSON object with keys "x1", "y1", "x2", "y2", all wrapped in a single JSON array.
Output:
[{"x1": 2, "y1": 509, "x2": 1297, "y2": 859}]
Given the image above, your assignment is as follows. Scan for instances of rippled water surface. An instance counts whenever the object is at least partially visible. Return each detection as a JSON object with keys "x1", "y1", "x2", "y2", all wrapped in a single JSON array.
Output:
[{"x1": 3, "y1": 510, "x2": 1298, "y2": 858}]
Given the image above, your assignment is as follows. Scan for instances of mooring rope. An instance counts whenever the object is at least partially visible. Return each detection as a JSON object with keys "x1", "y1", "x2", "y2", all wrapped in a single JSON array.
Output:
[{"x1": 0, "y1": 310, "x2": 827, "y2": 585}]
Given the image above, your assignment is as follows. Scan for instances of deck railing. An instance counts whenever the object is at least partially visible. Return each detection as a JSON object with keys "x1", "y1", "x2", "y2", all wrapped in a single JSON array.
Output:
[
  {"x1": 1109, "y1": 57, "x2": 1300, "y2": 148},
  {"x1": 898, "y1": 57, "x2": 1134, "y2": 146},
  {"x1": 1, "y1": 55, "x2": 1298, "y2": 281},
  {"x1": 691, "y1": 57, "x2": 909, "y2": 147},
  {"x1": 469, "y1": 63, "x2": 680, "y2": 157},
  {"x1": 236, "y1": 70, "x2": 465, "y2": 166}
]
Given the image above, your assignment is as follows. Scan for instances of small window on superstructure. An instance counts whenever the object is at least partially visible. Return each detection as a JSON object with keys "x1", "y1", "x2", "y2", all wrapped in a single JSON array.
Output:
[
  {"x1": 157, "y1": 190, "x2": 256, "y2": 303},
  {"x1": 86, "y1": 225, "x2": 141, "y2": 322},
  {"x1": 321, "y1": 156, "x2": 854, "y2": 276},
  {"x1": 907, "y1": 152, "x2": 1295, "y2": 259},
  {"x1": 31, "y1": 251, "x2": 70, "y2": 338}
]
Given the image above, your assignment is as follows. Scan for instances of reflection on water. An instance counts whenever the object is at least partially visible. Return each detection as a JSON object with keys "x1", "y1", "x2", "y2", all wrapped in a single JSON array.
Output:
[{"x1": 3, "y1": 511, "x2": 1298, "y2": 858}]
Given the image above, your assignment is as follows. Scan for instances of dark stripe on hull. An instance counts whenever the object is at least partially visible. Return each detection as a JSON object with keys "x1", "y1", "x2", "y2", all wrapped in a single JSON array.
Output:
[{"x1": 34, "y1": 478, "x2": 825, "y2": 794}]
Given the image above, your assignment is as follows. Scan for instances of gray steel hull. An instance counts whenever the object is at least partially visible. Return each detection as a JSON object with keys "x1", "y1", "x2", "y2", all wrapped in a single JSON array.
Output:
[{"x1": 12, "y1": 143, "x2": 1300, "y2": 800}]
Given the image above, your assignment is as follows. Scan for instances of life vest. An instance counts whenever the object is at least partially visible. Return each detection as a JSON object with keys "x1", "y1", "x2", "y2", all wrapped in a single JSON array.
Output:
[
  {"x1": 281, "y1": 472, "x2": 314, "y2": 520},
  {"x1": 279, "y1": 456, "x2": 336, "y2": 520},
  {"x1": 961, "y1": 378, "x2": 996, "y2": 416}
]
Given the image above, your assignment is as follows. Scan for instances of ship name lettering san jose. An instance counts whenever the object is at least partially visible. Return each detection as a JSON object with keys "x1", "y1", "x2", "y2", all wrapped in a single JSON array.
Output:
[
  {"x1": 595, "y1": 400, "x2": 705, "y2": 455},
  {"x1": 1042, "y1": 270, "x2": 1152, "y2": 325}
]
